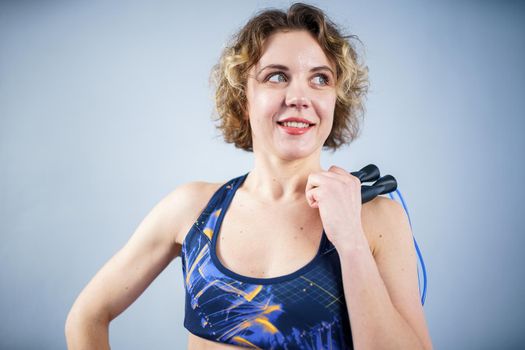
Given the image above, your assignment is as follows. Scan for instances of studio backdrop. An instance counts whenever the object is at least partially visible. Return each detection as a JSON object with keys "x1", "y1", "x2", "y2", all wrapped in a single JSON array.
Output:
[{"x1": 1, "y1": 0, "x2": 524, "y2": 349}]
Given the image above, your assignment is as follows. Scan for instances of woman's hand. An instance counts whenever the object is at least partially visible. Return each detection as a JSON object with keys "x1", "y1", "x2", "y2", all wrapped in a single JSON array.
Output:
[{"x1": 305, "y1": 165, "x2": 366, "y2": 249}]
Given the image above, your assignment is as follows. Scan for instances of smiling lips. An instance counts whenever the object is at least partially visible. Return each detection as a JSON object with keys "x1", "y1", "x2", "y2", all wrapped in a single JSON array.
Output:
[{"x1": 276, "y1": 117, "x2": 315, "y2": 135}]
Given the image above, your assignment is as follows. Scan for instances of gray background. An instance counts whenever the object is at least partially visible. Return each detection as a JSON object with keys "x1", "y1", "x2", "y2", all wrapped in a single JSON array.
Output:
[{"x1": 1, "y1": 0, "x2": 524, "y2": 349}]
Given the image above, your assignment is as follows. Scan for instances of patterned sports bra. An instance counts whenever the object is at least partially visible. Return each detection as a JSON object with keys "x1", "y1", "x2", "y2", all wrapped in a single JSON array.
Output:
[{"x1": 180, "y1": 173, "x2": 353, "y2": 349}]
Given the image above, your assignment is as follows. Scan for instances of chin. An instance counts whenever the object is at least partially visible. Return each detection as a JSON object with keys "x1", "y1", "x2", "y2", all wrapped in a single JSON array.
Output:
[{"x1": 276, "y1": 145, "x2": 320, "y2": 161}]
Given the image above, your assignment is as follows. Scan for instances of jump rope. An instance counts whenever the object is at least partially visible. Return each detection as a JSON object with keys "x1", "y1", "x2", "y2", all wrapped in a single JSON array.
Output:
[{"x1": 351, "y1": 164, "x2": 427, "y2": 305}]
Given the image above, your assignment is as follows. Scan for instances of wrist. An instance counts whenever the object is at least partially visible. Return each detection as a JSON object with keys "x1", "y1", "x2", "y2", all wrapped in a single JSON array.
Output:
[{"x1": 333, "y1": 229, "x2": 370, "y2": 256}]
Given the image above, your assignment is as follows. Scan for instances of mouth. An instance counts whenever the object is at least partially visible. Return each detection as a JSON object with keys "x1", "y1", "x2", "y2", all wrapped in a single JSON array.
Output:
[
  {"x1": 277, "y1": 120, "x2": 315, "y2": 127},
  {"x1": 276, "y1": 120, "x2": 316, "y2": 135}
]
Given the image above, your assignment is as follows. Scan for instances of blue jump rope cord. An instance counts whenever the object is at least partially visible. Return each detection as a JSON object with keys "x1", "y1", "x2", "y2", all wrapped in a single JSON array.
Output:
[{"x1": 387, "y1": 189, "x2": 427, "y2": 305}]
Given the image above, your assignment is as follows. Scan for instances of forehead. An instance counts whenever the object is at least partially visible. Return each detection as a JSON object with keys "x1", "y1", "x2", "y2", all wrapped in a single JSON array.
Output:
[{"x1": 255, "y1": 30, "x2": 334, "y2": 70}]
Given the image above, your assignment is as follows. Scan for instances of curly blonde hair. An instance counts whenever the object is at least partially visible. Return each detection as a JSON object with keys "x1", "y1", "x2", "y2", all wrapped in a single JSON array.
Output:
[{"x1": 210, "y1": 3, "x2": 369, "y2": 152}]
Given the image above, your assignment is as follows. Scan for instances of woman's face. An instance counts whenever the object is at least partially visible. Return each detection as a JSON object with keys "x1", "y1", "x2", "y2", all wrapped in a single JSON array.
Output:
[{"x1": 245, "y1": 30, "x2": 337, "y2": 161}]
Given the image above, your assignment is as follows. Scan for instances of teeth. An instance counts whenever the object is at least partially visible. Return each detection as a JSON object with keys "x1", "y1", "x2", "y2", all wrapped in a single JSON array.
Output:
[{"x1": 281, "y1": 121, "x2": 310, "y2": 128}]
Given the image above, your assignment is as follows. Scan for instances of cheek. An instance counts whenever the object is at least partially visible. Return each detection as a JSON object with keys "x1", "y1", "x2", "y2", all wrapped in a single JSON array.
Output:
[
  {"x1": 317, "y1": 94, "x2": 337, "y2": 120},
  {"x1": 248, "y1": 89, "x2": 283, "y2": 118}
]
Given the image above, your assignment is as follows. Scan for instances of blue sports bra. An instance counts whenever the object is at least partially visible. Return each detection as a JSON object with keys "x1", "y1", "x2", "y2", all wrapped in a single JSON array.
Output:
[{"x1": 181, "y1": 173, "x2": 353, "y2": 349}]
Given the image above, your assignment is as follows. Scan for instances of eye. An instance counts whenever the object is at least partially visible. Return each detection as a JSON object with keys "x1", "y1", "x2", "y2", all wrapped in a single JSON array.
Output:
[
  {"x1": 266, "y1": 72, "x2": 287, "y2": 83},
  {"x1": 312, "y1": 74, "x2": 330, "y2": 86}
]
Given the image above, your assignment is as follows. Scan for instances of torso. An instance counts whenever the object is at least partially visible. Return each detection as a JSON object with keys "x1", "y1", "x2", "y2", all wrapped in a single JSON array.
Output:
[{"x1": 175, "y1": 180, "x2": 379, "y2": 350}]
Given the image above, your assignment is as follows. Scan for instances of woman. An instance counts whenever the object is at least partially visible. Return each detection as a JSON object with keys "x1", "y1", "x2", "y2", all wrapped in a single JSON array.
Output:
[{"x1": 66, "y1": 3, "x2": 433, "y2": 349}]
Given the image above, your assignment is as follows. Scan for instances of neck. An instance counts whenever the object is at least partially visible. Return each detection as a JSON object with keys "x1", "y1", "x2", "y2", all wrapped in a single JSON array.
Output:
[{"x1": 243, "y1": 149, "x2": 323, "y2": 202}]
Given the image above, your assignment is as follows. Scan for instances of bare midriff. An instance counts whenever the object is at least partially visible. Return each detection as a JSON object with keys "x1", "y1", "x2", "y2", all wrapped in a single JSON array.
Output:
[{"x1": 187, "y1": 333, "x2": 247, "y2": 349}]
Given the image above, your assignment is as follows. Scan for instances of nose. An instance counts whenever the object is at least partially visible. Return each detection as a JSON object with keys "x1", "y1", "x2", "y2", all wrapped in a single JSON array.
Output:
[{"x1": 285, "y1": 80, "x2": 311, "y2": 110}]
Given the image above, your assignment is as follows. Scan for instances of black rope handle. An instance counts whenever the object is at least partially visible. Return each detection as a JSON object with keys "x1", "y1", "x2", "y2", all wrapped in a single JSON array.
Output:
[{"x1": 350, "y1": 164, "x2": 398, "y2": 204}]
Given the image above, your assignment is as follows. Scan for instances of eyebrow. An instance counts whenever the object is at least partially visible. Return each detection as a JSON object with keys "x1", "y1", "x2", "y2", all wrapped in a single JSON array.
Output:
[{"x1": 256, "y1": 64, "x2": 335, "y2": 77}]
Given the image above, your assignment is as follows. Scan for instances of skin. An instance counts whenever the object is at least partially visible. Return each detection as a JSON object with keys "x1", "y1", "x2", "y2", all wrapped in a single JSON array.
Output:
[
  {"x1": 241, "y1": 30, "x2": 433, "y2": 349},
  {"x1": 245, "y1": 29, "x2": 337, "y2": 164},
  {"x1": 65, "y1": 30, "x2": 433, "y2": 350}
]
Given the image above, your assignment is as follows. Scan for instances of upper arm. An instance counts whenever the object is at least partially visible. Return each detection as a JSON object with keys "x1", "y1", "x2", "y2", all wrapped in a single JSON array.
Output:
[
  {"x1": 67, "y1": 182, "x2": 211, "y2": 323},
  {"x1": 364, "y1": 197, "x2": 433, "y2": 349}
]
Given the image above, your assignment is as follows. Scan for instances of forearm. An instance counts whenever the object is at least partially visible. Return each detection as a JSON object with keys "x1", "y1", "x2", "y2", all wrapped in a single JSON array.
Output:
[
  {"x1": 338, "y1": 234, "x2": 427, "y2": 350},
  {"x1": 65, "y1": 310, "x2": 111, "y2": 350}
]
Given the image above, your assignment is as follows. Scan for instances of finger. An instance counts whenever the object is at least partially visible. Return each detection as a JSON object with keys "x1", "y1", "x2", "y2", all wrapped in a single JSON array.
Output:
[
  {"x1": 328, "y1": 165, "x2": 361, "y2": 184},
  {"x1": 308, "y1": 170, "x2": 341, "y2": 183},
  {"x1": 323, "y1": 168, "x2": 353, "y2": 186},
  {"x1": 306, "y1": 171, "x2": 346, "y2": 193},
  {"x1": 328, "y1": 165, "x2": 349, "y2": 176},
  {"x1": 305, "y1": 186, "x2": 321, "y2": 208},
  {"x1": 305, "y1": 172, "x2": 324, "y2": 192}
]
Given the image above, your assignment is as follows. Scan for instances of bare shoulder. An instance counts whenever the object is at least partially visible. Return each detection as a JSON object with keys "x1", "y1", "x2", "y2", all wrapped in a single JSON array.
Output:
[
  {"x1": 361, "y1": 196, "x2": 433, "y2": 348},
  {"x1": 164, "y1": 181, "x2": 223, "y2": 246},
  {"x1": 361, "y1": 195, "x2": 410, "y2": 256}
]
